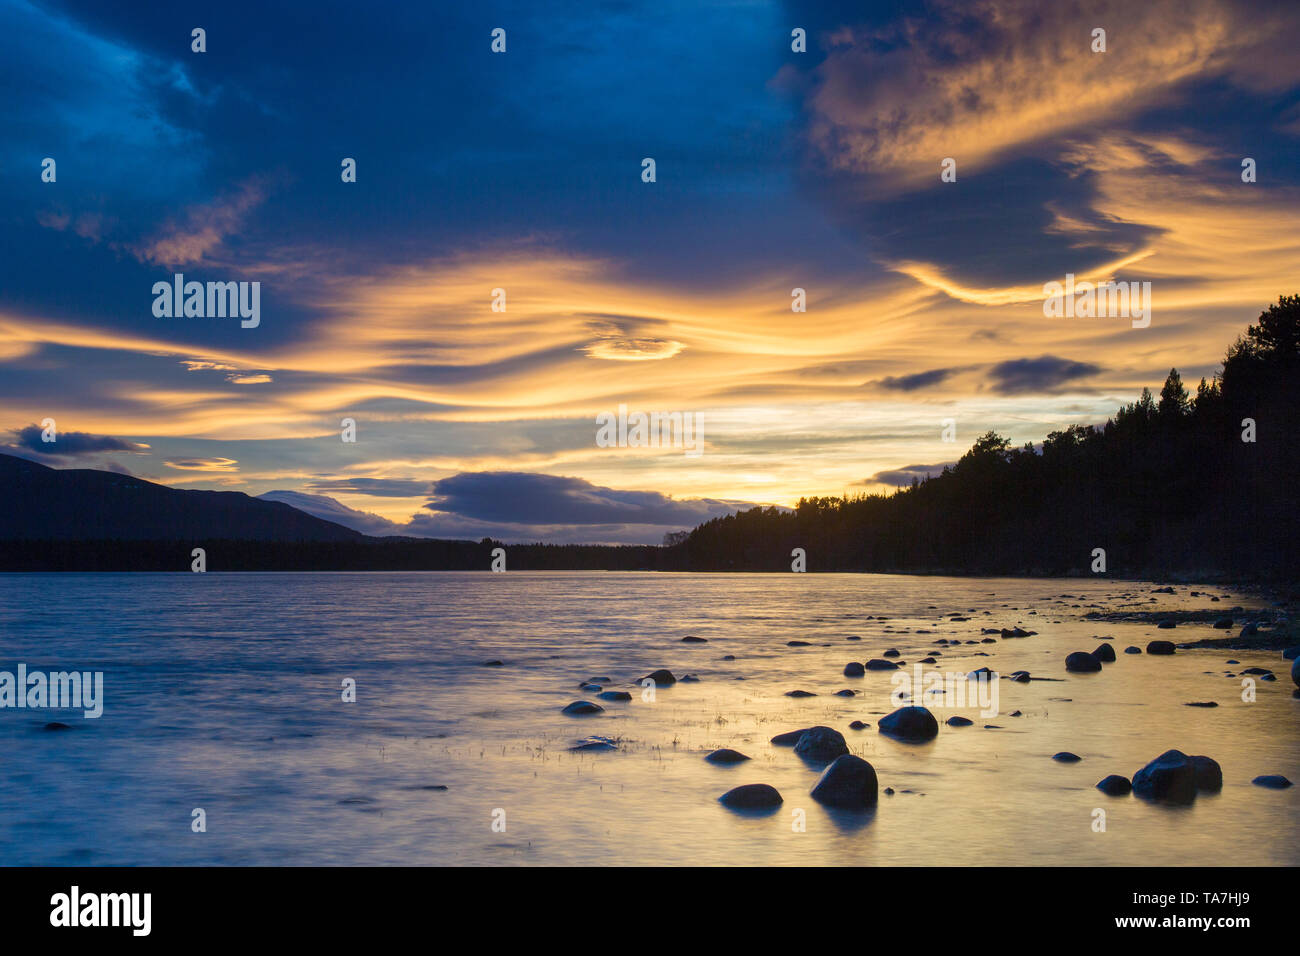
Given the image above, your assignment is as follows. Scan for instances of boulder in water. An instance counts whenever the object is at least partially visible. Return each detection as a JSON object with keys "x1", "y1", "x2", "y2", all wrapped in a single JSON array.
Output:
[
  {"x1": 562, "y1": 700, "x2": 604, "y2": 716},
  {"x1": 1251, "y1": 774, "x2": 1293, "y2": 789},
  {"x1": 1066, "y1": 651, "x2": 1102, "y2": 673},
  {"x1": 718, "y1": 783, "x2": 783, "y2": 809},
  {"x1": 1124, "y1": 646, "x2": 1142, "y2": 654},
  {"x1": 843, "y1": 661, "x2": 865, "y2": 677},
  {"x1": 1053, "y1": 752, "x2": 1082, "y2": 763},
  {"x1": 638, "y1": 669, "x2": 676, "y2": 686},
  {"x1": 1093, "y1": 643, "x2": 1116, "y2": 663},
  {"x1": 598, "y1": 690, "x2": 632, "y2": 702},
  {"x1": 878, "y1": 706, "x2": 939, "y2": 741},
  {"x1": 810, "y1": 754, "x2": 879, "y2": 809},
  {"x1": 865, "y1": 659, "x2": 898, "y2": 671},
  {"x1": 705, "y1": 748, "x2": 751, "y2": 764},
  {"x1": 1132, "y1": 749, "x2": 1196, "y2": 803},
  {"x1": 946, "y1": 716, "x2": 973, "y2": 727},
  {"x1": 1146, "y1": 640, "x2": 1176, "y2": 655},
  {"x1": 793, "y1": 726, "x2": 850, "y2": 762},
  {"x1": 1096, "y1": 774, "x2": 1132, "y2": 795}
]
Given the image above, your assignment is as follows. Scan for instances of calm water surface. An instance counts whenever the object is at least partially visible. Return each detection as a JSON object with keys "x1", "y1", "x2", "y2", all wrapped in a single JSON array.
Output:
[{"x1": 0, "y1": 572, "x2": 1295, "y2": 865}]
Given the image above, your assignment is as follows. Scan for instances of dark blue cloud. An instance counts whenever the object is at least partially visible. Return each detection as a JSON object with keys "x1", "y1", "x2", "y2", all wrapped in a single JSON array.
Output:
[
  {"x1": 867, "y1": 460, "x2": 956, "y2": 486},
  {"x1": 6, "y1": 424, "x2": 147, "y2": 456},
  {"x1": 426, "y1": 471, "x2": 747, "y2": 525},
  {"x1": 874, "y1": 367, "x2": 956, "y2": 391},
  {"x1": 988, "y1": 356, "x2": 1102, "y2": 395}
]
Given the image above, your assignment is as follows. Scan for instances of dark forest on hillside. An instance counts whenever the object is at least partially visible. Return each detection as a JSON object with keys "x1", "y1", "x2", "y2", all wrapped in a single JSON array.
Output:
[{"x1": 675, "y1": 295, "x2": 1300, "y2": 579}]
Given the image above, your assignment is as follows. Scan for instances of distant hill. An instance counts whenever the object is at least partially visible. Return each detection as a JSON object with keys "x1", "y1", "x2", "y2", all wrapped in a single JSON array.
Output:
[{"x1": 0, "y1": 454, "x2": 362, "y2": 542}]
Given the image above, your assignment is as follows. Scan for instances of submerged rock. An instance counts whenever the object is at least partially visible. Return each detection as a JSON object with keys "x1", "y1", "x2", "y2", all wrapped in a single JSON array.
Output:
[
  {"x1": 598, "y1": 690, "x2": 632, "y2": 702},
  {"x1": 482, "y1": 660, "x2": 504, "y2": 667},
  {"x1": 878, "y1": 706, "x2": 939, "y2": 741},
  {"x1": 946, "y1": 716, "x2": 974, "y2": 727},
  {"x1": 681, "y1": 635, "x2": 708, "y2": 643},
  {"x1": 1124, "y1": 646, "x2": 1142, "y2": 654},
  {"x1": 785, "y1": 689, "x2": 817, "y2": 697},
  {"x1": 865, "y1": 659, "x2": 898, "y2": 671},
  {"x1": 770, "y1": 728, "x2": 812, "y2": 746},
  {"x1": 793, "y1": 726, "x2": 850, "y2": 762},
  {"x1": 1053, "y1": 752, "x2": 1082, "y2": 763},
  {"x1": 570, "y1": 736, "x2": 619, "y2": 752},
  {"x1": 1251, "y1": 775, "x2": 1293, "y2": 789},
  {"x1": 848, "y1": 720, "x2": 869, "y2": 730},
  {"x1": 1066, "y1": 651, "x2": 1102, "y2": 673},
  {"x1": 810, "y1": 754, "x2": 879, "y2": 809},
  {"x1": 638, "y1": 669, "x2": 676, "y2": 686},
  {"x1": 705, "y1": 748, "x2": 751, "y2": 764},
  {"x1": 834, "y1": 689, "x2": 857, "y2": 697},
  {"x1": 718, "y1": 783, "x2": 783, "y2": 809},
  {"x1": 1146, "y1": 640, "x2": 1177, "y2": 655},
  {"x1": 1132, "y1": 749, "x2": 1196, "y2": 803},
  {"x1": 562, "y1": 700, "x2": 604, "y2": 716},
  {"x1": 1096, "y1": 774, "x2": 1132, "y2": 796}
]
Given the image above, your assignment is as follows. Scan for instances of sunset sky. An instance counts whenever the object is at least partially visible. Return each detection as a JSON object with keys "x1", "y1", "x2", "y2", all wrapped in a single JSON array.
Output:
[{"x1": 3, "y1": 0, "x2": 1299, "y2": 543}]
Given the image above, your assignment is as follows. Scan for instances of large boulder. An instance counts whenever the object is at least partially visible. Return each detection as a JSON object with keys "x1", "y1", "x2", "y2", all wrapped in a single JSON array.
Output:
[
  {"x1": 843, "y1": 661, "x2": 866, "y2": 677},
  {"x1": 638, "y1": 669, "x2": 676, "y2": 686},
  {"x1": 1190, "y1": 755, "x2": 1223, "y2": 792},
  {"x1": 810, "y1": 754, "x2": 879, "y2": 809},
  {"x1": 1292, "y1": 657, "x2": 1300, "y2": 689},
  {"x1": 1066, "y1": 651, "x2": 1102, "y2": 673},
  {"x1": 1093, "y1": 643, "x2": 1116, "y2": 663},
  {"x1": 865, "y1": 659, "x2": 899, "y2": 670},
  {"x1": 1132, "y1": 749, "x2": 1197, "y2": 803},
  {"x1": 718, "y1": 784, "x2": 783, "y2": 809},
  {"x1": 1146, "y1": 640, "x2": 1177, "y2": 655},
  {"x1": 793, "y1": 726, "x2": 850, "y2": 762},
  {"x1": 878, "y1": 706, "x2": 939, "y2": 741}
]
